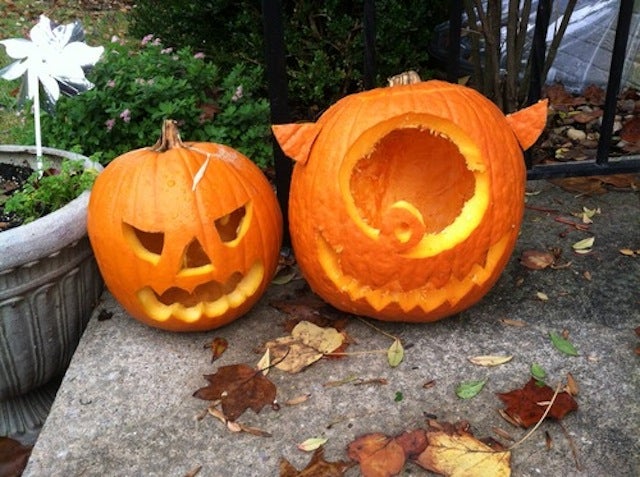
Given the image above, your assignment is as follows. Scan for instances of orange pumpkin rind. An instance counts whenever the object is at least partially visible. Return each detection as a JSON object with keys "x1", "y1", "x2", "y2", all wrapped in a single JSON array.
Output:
[{"x1": 273, "y1": 80, "x2": 547, "y2": 322}]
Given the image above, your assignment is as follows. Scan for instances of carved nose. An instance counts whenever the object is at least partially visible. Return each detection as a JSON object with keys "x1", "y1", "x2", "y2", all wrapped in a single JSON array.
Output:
[{"x1": 380, "y1": 200, "x2": 426, "y2": 250}]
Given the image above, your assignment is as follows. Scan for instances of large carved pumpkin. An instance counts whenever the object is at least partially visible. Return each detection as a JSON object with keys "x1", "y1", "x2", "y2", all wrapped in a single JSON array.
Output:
[
  {"x1": 273, "y1": 79, "x2": 547, "y2": 322},
  {"x1": 88, "y1": 120, "x2": 282, "y2": 331}
]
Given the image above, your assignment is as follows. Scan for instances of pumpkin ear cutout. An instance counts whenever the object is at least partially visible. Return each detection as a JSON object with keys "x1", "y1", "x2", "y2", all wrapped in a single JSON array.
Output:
[
  {"x1": 505, "y1": 99, "x2": 549, "y2": 150},
  {"x1": 271, "y1": 122, "x2": 320, "y2": 164}
]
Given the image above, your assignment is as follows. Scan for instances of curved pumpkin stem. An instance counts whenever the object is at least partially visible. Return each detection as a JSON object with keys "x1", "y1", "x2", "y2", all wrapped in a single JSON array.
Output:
[
  {"x1": 152, "y1": 119, "x2": 185, "y2": 152},
  {"x1": 506, "y1": 99, "x2": 549, "y2": 150}
]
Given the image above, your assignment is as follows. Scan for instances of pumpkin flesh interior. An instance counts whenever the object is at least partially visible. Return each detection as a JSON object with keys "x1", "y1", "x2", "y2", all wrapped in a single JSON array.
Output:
[
  {"x1": 350, "y1": 127, "x2": 475, "y2": 235},
  {"x1": 341, "y1": 117, "x2": 489, "y2": 258}
]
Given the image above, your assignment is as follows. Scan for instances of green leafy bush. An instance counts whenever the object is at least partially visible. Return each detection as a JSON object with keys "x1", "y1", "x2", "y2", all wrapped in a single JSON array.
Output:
[
  {"x1": 129, "y1": 0, "x2": 449, "y2": 119},
  {"x1": 40, "y1": 36, "x2": 272, "y2": 168}
]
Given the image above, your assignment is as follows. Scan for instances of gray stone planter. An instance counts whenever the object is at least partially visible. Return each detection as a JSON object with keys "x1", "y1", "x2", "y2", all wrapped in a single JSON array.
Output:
[{"x1": 0, "y1": 145, "x2": 104, "y2": 439}]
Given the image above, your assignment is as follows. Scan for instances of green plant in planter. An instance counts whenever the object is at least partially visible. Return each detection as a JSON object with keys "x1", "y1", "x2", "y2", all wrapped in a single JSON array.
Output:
[{"x1": 4, "y1": 157, "x2": 98, "y2": 224}]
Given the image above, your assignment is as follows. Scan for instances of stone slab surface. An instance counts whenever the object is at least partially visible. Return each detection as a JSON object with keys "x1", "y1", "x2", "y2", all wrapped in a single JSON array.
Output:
[{"x1": 23, "y1": 181, "x2": 640, "y2": 476}]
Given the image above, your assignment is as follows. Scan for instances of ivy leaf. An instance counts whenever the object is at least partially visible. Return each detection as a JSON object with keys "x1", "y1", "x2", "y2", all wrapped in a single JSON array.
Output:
[
  {"x1": 387, "y1": 338, "x2": 404, "y2": 367},
  {"x1": 549, "y1": 331, "x2": 579, "y2": 356},
  {"x1": 455, "y1": 379, "x2": 487, "y2": 399}
]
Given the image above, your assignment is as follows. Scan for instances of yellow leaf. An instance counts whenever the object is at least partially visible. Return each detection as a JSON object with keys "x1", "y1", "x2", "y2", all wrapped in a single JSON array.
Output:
[
  {"x1": 257, "y1": 348, "x2": 270, "y2": 376},
  {"x1": 536, "y1": 291, "x2": 549, "y2": 301},
  {"x1": 468, "y1": 355, "x2": 513, "y2": 367},
  {"x1": 291, "y1": 321, "x2": 344, "y2": 354},
  {"x1": 417, "y1": 428, "x2": 511, "y2": 477},
  {"x1": 572, "y1": 237, "x2": 595, "y2": 251},
  {"x1": 387, "y1": 338, "x2": 404, "y2": 367},
  {"x1": 297, "y1": 437, "x2": 328, "y2": 452}
]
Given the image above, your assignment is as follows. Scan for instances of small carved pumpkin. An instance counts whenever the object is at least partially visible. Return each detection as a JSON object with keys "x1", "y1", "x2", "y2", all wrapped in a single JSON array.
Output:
[
  {"x1": 88, "y1": 120, "x2": 282, "y2": 331},
  {"x1": 273, "y1": 79, "x2": 547, "y2": 322}
]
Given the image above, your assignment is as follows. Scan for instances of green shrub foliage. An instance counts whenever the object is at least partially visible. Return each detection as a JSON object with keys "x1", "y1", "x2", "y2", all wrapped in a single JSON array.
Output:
[
  {"x1": 129, "y1": 0, "x2": 449, "y2": 119},
  {"x1": 41, "y1": 37, "x2": 272, "y2": 167}
]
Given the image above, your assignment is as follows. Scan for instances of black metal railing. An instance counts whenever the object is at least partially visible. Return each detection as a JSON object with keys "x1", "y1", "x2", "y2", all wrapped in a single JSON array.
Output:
[{"x1": 262, "y1": 0, "x2": 640, "y2": 224}]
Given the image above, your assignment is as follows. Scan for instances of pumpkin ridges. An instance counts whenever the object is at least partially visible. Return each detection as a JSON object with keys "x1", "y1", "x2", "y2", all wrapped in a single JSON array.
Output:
[
  {"x1": 88, "y1": 122, "x2": 282, "y2": 332},
  {"x1": 281, "y1": 80, "x2": 545, "y2": 322}
]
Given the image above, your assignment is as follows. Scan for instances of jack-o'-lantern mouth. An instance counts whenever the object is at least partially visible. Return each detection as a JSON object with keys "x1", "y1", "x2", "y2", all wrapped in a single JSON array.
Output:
[
  {"x1": 316, "y1": 232, "x2": 511, "y2": 315},
  {"x1": 136, "y1": 261, "x2": 264, "y2": 323}
]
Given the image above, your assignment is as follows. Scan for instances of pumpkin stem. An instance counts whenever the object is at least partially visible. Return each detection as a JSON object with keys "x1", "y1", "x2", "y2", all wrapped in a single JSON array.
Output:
[
  {"x1": 152, "y1": 119, "x2": 185, "y2": 151},
  {"x1": 387, "y1": 70, "x2": 421, "y2": 87}
]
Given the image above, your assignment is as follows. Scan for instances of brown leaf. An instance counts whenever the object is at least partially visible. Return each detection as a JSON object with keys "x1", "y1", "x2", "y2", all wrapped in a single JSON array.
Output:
[
  {"x1": 0, "y1": 436, "x2": 32, "y2": 477},
  {"x1": 271, "y1": 295, "x2": 349, "y2": 332},
  {"x1": 620, "y1": 117, "x2": 640, "y2": 144},
  {"x1": 193, "y1": 364, "x2": 277, "y2": 421},
  {"x1": 497, "y1": 378, "x2": 578, "y2": 428},
  {"x1": 520, "y1": 250, "x2": 555, "y2": 270},
  {"x1": 583, "y1": 85, "x2": 606, "y2": 105},
  {"x1": 347, "y1": 433, "x2": 406, "y2": 477},
  {"x1": 207, "y1": 337, "x2": 228, "y2": 362},
  {"x1": 415, "y1": 423, "x2": 511, "y2": 477},
  {"x1": 279, "y1": 447, "x2": 353, "y2": 477}
]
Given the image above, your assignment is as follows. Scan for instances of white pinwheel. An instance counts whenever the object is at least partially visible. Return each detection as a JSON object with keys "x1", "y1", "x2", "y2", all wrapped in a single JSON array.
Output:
[
  {"x1": 0, "y1": 14, "x2": 104, "y2": 105},
  {"x1": 0, "y1": 14, "x2": 104, "y2": 166}
]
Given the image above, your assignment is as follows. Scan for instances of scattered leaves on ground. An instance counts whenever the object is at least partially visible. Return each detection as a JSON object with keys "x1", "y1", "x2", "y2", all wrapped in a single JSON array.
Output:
[
  {"x1": 497, "y1": 378, "x2": 578, "y2": 428},
  {"x1": 280, "y1": 447, "x2": 353, "y2": 477},
  {"x1": 193, "y1": 364, "x2": 277, "y2": 421},
  {"x1": 348, "y1": 422, "x2": 511, "y2": 477}
]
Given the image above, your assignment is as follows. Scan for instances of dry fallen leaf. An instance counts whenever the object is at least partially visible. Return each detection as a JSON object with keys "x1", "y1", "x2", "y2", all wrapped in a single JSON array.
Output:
[
  {"x1": 497, "y1": 378, "x2": 578, "y2": 428},
  {"x1": 520, "y1": 250, "x2": 555, "y2": 270},
  {"x1": 280, "y1": 447, "x2": 353, "y2": 477},
  {"x1": 298, "y1": 437, "x2": 328, "y2": 452},
  {"x1": 415, "y1": 422, "x2": 511, "y2": 477},
  {"x1": 193, "y1": 364, "x2": 277, "y2": 421},
  {"x1": 387, "y1": 338, "x2": 404, "y2": 367},
  {"x1": 348, "y1": 430, "x2": 428, "y2": 477},
  {"x1": 264, "y1": 321, "x2": 346, "y2": 373},
  {"x1": 206, "y1": 337, "x2": 228, "y2": 363},
  {"x1": 468, "y1": 355, "x2": 513, "y2": 367}
]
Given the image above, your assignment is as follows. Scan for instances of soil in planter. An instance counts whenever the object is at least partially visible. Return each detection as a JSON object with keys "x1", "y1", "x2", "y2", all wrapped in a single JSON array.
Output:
[{"x1": 0, "y1": 162, "x2": 32, "y2": 232}]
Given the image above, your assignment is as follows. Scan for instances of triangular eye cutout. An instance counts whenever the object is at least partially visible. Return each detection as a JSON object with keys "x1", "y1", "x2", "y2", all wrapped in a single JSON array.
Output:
[
  {"x1": 181, "y1": 238, "x2": 211, "y2": 269},
  {"x1": 215, "y1": 204, "x2": 248, "y2": 243},
  {"x1": 123, "y1": 222, "x2": 165, "y2": 264}
]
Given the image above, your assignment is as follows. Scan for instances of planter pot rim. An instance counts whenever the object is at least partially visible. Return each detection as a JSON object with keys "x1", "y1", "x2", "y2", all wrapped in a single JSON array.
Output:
[{"x1": 0, "y1": 145, "x2": 103, "y2": 270}]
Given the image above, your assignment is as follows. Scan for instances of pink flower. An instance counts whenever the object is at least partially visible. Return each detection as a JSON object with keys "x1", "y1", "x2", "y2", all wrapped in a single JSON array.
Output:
[
  {"x1": 141, "y1": 34, "x2": 154, "y2": 46},
  {"x1": 105, "y1": 118, "x2": 115, "y2": 131},
  {"x1": 120, "y1": 109, "x2": 131, "y2": 123},
  {"x1": 106, "y1": 80, "x2": 115, "y2": 88},
  {"x1": 193, "y1": 52, "x2": 205, "y2": 59},
  {"x1": 160, "y1": 47, "x2": 173, "y2": 54}
]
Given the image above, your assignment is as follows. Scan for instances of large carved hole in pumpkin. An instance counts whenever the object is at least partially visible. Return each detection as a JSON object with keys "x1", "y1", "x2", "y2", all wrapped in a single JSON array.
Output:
[
  {"x1": 157, "y1": 272, "x2": 243, "y2": 306},
  {"x1": 349, "y1": 128, "x2": 475, "y2": 234},
  {"x1": 215, "y1": 205, "x2": 247, "y2": 243},
  {"x1": 181, "y1": 238, "x2": 211, "y2": 269},
  {"x1": 122, "y1": 222, "x2": 165, "y2": 263}
]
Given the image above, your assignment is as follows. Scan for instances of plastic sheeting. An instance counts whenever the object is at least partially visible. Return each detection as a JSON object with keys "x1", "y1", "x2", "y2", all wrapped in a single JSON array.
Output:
[{"x1": 542, "y1": 0, "x2": 640, "y2": 92}]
